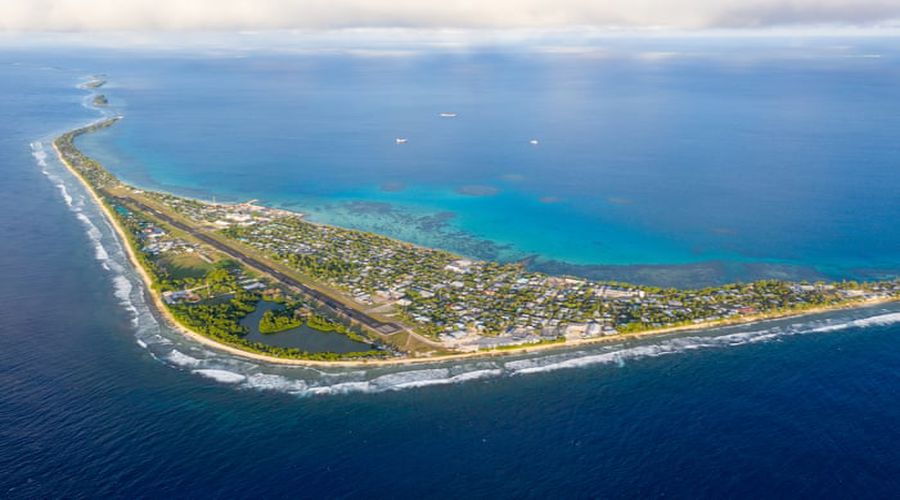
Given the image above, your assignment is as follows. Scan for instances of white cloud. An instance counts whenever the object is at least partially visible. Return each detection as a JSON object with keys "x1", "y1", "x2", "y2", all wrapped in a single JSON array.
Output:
[{"x1": 1, "y1": 0, "x2": 899, "y2": 32}]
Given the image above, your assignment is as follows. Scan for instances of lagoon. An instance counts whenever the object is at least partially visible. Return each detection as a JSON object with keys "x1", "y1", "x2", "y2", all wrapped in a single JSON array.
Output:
[{"x1": 241, "y1": 301, "x2": 374, "y2": 353}]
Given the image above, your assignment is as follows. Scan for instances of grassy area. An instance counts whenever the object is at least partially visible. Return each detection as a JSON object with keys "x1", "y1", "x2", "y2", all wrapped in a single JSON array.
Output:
[{"x1": 157, "y1": 253, "x2": 213, "y2": 281}]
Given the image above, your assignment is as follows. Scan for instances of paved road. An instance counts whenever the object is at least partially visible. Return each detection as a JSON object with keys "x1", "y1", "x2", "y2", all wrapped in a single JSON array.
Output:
[{"x1": 114, "y1": 195, "x2": 405, "y2": 336}]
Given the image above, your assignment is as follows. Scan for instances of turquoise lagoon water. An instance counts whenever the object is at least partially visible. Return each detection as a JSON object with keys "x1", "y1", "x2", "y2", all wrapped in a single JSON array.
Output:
[{"x1": 71, "y1": 40, "x2": 900, "y2": 286}]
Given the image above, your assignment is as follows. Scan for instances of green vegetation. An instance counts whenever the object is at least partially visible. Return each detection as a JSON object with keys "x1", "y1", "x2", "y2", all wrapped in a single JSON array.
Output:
[
  {"x1": 158, "y1": 254, "x2": 213, "y2": 281},
  {"x1": 259, "y1": 309, "x2": 303, "y2": 334},
  {"x1": 168, "y1": 266, "x2": 256, "y2": 338},
  {"x1": 171, "y1": 293, "x2": 255, "y2": 338},
  {"x1": 54, "y1": 119, "x2": 120, "y2": 188},
  {"x1": 300, "y1": 312, "x2": 369, "y2": 343},
  {"x1": 306, "y1": 313, "x2": 339, "y2": 332}
]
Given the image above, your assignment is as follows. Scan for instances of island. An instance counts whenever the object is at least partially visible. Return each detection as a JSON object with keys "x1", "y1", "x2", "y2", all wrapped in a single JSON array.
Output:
[
  {"x1": 80, "y1": 77, "x2": 106, "y2": 89},
  {"x1": 53, "y1": 115, "x2": 899, "y2": 366},
  {"x1": 259, "y1": 309, "x2": 304, "y2": 334}
]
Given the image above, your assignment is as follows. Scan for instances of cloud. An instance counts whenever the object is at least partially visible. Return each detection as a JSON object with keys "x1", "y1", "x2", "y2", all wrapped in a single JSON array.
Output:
[{"x1": 1, "y1": 0, "x2": 899, "y2": 32}]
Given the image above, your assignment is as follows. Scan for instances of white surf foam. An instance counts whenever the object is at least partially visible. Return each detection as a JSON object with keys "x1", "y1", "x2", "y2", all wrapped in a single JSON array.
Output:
[
  {"x1": 507, "y1": 344, "x2": 675, "y2": 375},
  {"x1": 111, "y1": 274, "x2": 132, "y2": 302},
  {"x1": 88, "y1": 234, "x2": 108, "y2": 261},
  {"x1": 306, "y1": 381, "x2": 374, "y2": 396},
  {"x1": 370, "y1": 368, "x2": 450, "y2": 388},
  {"x1": 808, "y1": 312, "x2": 900, "y2": 333},
  {"x1": 146, "y1": 334, "x2": 172, "y2": 346},
  {"x1": 244, "y1": 373, "x2": 310, "y2": 393},
  {"x1": 73, "y1": 212, "x2": 112, "y2": 262},
  {"x1": 30, "y1": 141, "x2": 47, "y2": 169},
  {"x1": 444, "y1": 368, "x2": 504, "y2": 383},
  {"x1": 56, "y1": 182, "x2": 74, "y2": 207},
  {"x1": 297, "y1": 367, "x2": 505, "y2": 395},
  {"x1": 192, "y1": 369, "x2": 247, "y2": 384},
  {"x1": 166, "y1": 349, "x2": 201, "y2": 367}
]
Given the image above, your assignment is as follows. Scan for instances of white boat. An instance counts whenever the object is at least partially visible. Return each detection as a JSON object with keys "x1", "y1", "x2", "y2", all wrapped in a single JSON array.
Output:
[
  {"x1": 529, "y1": 139, "x2": 539, "y2": 145},
  {"x1": 395, "y1": 137, "x2": 408, "y2": 144},
  {"x1": 439, "y1": 112, "x2": 457, "y2": 118}
]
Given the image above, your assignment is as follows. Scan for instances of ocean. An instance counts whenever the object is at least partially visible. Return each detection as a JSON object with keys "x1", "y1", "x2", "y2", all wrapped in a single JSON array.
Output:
[{"x1": 1, "y1": 39, "x2": 900, "y2": 497}]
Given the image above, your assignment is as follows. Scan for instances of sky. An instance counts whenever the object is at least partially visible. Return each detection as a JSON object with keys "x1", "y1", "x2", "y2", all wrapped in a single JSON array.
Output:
[{"x1": 1, "y1": 0, "x2": 900, "y2": 32}]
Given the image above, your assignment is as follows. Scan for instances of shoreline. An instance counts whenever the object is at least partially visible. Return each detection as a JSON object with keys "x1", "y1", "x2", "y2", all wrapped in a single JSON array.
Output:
[{"x1": 52, "y1": 137, "x2": 900, "y2": 367}]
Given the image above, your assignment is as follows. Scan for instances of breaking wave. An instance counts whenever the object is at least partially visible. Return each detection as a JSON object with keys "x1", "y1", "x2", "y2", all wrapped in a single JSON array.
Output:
[
  {"x1": 192, "y1": 369, "x2": 247, "y2": 384},
  {"x1": 808, "y1": 312, "x2": 900, "y2": 333},
  {"x1": 166, "y1": 349, "x2": 201, "y2": 367}
]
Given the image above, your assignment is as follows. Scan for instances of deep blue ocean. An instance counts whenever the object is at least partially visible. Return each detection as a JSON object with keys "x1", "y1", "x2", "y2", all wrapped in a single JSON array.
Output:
[{"x1": 2, "y1": 39, "x2": 900, "y2": 497}]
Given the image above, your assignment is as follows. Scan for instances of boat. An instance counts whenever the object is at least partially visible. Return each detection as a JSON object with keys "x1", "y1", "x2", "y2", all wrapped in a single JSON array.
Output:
[
  {"x1": 529, "y1": 139, "x2": 539, "y2": 145},
  {"x1": 395, "y1": 137, "x2": 408, "y2": 144},
  {"x1": 439, "y1": 112, "x2": 457, "y2": 118}
]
